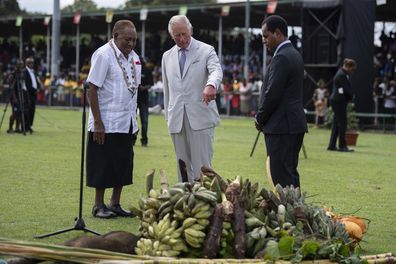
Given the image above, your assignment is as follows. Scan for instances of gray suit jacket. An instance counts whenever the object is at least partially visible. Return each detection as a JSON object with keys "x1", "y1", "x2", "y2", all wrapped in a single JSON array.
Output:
[{"x1": 162, "y1": 38, "x2": 223, "y2": 133}]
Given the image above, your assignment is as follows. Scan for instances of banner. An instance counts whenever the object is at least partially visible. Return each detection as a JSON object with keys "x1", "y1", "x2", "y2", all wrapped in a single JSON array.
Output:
[
  {"x1": 73, "y1": 11, "x2": 81, "y2": 24},
  {"x1": 267, "y1": 0, "x2": 277, "y2": 14},
  {"x1": 221, "y1": 5, "x2": 230, "y2": 16},
  {"x1": 106, "y1": 10, "x2": 114, "y2": 23},
  {"x1": 44, "y1": 16, "x2": 51, "y2": 26},
  {"x1": 15, "y1": 16, "x2": 23, "y2": 27},
  {"x1": 140, "y1": 8, "x2": 148, "y2": 21},
  {"x1": 179, "y1": 5, "x2": 188, "y2": 15}
]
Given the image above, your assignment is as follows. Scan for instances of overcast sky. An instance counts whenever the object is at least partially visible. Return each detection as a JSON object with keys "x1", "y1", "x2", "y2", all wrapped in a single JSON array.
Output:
[{"x1": 18, "y1": 0, "x2": 126, "y2": 14}]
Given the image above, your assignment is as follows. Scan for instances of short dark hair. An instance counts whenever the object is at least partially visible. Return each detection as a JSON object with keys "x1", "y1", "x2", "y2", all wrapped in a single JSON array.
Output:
[
  {"x1": 262, "y1": 15, "x2": 288, "y2": 37},
  {"x1": 112, "y1": 20, "x2": 135, "y2": 38}
]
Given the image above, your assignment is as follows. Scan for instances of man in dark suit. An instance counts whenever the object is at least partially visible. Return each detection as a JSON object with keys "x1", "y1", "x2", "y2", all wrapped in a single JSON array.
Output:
[
  {"x1": 24, "y1": 57, "x2": 41, "y2": 133},
  {"x1": 135, "y1": 57, "x2": 153, "y2": 147},
  {"x1": 327, "y1": 58, "x2": 357, "y2": 152},
  {"x1": 255, "y1": 15, "x2": 307, "y2": 188}
]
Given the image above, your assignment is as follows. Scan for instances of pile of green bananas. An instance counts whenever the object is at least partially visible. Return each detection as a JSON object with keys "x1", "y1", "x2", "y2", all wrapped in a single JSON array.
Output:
[
  {"x1": 135, "y1": 213, "x2": 188, "y2": 257},
  {"x1": 135, "y1": 182, "x2": 217, "y2": 257}
]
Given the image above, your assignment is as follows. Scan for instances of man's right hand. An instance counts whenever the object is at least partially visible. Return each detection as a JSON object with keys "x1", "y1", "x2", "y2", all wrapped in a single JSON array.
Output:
[{"x1": 93, "y1": 120, "x2": 105, "y2": 144}]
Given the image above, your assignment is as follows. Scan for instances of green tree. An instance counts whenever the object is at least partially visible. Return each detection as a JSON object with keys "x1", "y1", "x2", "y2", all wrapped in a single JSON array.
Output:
[
  {"x1": 62, "y1": 0, "x2": 99, "y2": 13},
  {"x1": 0, "y1": 0, "x2": 22, "y2": 15},
  {"x1": 124, "y1": 0, "x2": 215, "y2": 8}
]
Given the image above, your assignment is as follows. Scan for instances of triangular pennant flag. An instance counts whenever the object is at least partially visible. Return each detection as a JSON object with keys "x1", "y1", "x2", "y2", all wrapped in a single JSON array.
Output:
[
  {"x1": 73, "y1": 11, "x2": 81, "y2": 24},
  {"x1": 140, "y1": 8, "x2": 148, "y2": 21},
  {"x1": 44, "y1": 16, "x2": 51, "y2": 26},
  {"x1": 15, "y1": 16, "x2": 23, "y2": 27},
  {"x1": 267, "y1": 0, "x2": 277, "y2": 14},
  {"x1": 106, "y1": 10, "x2": 114, "y2": 23},
  {"x1": 221, "y1": 5, "x2": 230, "y2": 16},
  {"x1": 179, "y1": 5, "x2": 188, "y2": 15}
]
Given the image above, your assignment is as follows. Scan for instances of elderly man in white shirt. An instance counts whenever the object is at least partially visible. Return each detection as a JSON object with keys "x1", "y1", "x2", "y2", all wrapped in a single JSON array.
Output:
[{"x1": 86, "y1": 20, "x2": 141, "y2": 219}]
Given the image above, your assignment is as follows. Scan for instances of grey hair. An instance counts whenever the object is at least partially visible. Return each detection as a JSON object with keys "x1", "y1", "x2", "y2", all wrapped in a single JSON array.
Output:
[{"x1": 168, "y1": 15, "x2": 193, "y2": 35}]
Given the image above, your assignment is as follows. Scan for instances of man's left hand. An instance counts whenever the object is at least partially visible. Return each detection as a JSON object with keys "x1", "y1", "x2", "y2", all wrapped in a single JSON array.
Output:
[
  {"x1": 202, "y1": 85, "x2": 217, "y2": 105},
  {"x1": 255, "y1": 120, "x2": 263, "y2": 131}
]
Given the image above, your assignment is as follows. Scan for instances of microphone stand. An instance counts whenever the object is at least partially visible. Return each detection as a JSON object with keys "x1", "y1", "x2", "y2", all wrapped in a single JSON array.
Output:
[{"x1": 36, "y1": 82, "x2": 100, "y2": 238}]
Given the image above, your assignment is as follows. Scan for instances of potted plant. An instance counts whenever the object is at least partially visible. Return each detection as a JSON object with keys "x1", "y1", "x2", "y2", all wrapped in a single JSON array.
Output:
[{"x1": 325, "y1": 103, "x2": 360, "y2": 146}]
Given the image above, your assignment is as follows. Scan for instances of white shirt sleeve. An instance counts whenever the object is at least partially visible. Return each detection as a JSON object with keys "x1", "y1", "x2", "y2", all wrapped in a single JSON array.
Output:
[{"x1": 87, "y1": 50, "x2": 109, "y2": 88}]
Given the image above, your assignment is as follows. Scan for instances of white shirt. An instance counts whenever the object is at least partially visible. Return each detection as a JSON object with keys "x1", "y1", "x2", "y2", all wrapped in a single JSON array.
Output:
[
  {"x1": 26, "y1": 67, "x2": 38, "y2": 89},
  {"x1": 87, "y1": 39, "x2": 141, "y2": 133}
]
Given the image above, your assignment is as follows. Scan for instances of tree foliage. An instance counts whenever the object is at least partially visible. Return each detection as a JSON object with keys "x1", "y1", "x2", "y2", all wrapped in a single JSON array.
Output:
[
  {"x1": 61, "y1": 0, "x2": 99, "y2": 13},
  {"x1": 0, "y1": 0, "x2": 22, "y2": 15},
  {"x1": 124, "y1": 0, "x2": 215, "y2": 9}
]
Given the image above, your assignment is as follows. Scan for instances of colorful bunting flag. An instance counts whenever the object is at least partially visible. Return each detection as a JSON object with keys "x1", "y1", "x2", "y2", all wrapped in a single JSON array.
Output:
[
  {"x1": 73, "y1": 11, "x2": 81, "y2": 24},
  {"x1": 179, "y1": 5, "x2": 188, "y2": 16},
  {"x1": 267, "y1": 0, "x2": 277, "y2": 14},
  {"x1": 15, "y1": 16, "x2": 23, "y2": 27},
  {"x1": 221, "y1": 5, "x2": 230, "y2": 16},
  {"x1": 44, "y1": 16, "x2": 51, "y2": 26},
  {"x1": 140, "y1": 8, "x2": 148, "y2": 21},
  {"x1": 106, "y1": 10, "x2": 114, "y2": 24}
]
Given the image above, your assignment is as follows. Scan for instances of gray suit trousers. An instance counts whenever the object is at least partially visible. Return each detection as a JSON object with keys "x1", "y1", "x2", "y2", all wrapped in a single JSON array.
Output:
[{"x1": 171, "y1": 111, "x2": 214, "y2": 182}]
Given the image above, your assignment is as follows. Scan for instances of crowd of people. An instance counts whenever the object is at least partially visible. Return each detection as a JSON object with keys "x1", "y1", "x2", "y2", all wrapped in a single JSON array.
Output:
[
  {"x1": 1, "y1": 22, "x2": 395, "y2": 125},
  {"x1": 0, "y1": 27, "x2": 268, "y2": 114},
  {"x1": 372, "y1": 30, "x2": 396, "y2": 121}
]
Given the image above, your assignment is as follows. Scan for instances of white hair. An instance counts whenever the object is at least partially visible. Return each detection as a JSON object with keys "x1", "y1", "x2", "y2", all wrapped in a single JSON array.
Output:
[{"x1": 168, "y1": 15, "x2": 193, "y2": 35}]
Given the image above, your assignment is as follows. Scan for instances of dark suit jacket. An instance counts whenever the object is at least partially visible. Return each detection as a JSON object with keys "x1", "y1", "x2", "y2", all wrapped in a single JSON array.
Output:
[
  {"x1": 330, "y1": 68, "x2": 354, "y2": 103},
  {"x1": 24, "y1": 68, "x2": 38, "y2": 97},
  {"x1": 256, "y1": 43, "x2": 307, "y2": 134}
]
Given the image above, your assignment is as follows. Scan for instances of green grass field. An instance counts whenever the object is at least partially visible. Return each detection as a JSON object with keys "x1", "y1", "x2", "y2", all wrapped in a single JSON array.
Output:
[{"x1": 0, "y1": 107, "x2": 395, "y2": 256}]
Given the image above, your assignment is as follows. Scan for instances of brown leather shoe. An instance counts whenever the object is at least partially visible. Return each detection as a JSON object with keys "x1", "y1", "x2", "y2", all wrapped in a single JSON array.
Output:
[
  {"x1": 108, "y1": 204, "x2": 135, "y2": 217},
  {"x1": 92, "y1": 205, "x2": 116, "y2": 219}
]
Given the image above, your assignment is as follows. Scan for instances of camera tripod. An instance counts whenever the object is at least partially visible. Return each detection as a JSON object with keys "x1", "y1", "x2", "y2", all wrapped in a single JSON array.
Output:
[
  {"x1": 36, "y1": 83, "x2": 100, "y2": 238},
  {"x1": 0, "y1": 73, "x2": 30, "y2": 135}
]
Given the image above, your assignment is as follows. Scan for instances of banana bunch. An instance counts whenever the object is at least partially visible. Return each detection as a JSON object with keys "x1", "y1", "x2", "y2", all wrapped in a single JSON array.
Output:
[
  {"x1": 171, "y1": 182, "x2": 216, "y2": 221},
  {"x1": 136, "y1": 213, "x2": 188, "y2": 257},
  {"x1": 135, "y1": 237, "x2": 186, "y2": 257},
  {"x1": 138, "y1": 189, "x2": 162, "y2": 237},
  {"x1": 219, "y1": 221, "x2": 234, "y2": 258},
  {"x1": 180, "y1": 200, "x2": 213, "y2": 248},
  {"x1": 202, "y1": 175, "x2": 212, "y2": 189}
]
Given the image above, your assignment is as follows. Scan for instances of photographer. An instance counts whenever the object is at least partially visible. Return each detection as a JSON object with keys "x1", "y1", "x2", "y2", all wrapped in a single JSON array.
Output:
[{"x1": 7, "y1": 59, "x2": 30, "y2": 134}]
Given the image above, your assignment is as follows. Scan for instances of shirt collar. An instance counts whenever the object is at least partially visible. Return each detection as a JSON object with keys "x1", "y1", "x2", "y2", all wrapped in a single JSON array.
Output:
[
  {"x1": 274, "y1": 40, "x2": 291, "y2": 57},
  {"x1": 111, "y1": 39, "x2": 133, "y2": 61}
]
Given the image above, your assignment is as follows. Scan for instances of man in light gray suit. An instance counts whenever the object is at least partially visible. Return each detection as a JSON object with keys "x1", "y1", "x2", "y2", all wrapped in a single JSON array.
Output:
[{"x1": 162, "y1": 15, "x2": 223, "y2": 182}]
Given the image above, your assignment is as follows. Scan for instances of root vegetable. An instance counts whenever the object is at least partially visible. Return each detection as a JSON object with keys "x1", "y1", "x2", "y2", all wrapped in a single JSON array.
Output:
[{"x1": 341, "y1": 220, "x2": 363, "y2": 241}]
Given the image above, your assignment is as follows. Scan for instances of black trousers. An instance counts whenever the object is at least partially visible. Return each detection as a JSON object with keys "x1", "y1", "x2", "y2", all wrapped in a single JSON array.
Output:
[
  {"x1": 329, "y1": 100, "x2": 347, "y2": 148},
  {"x1": 28, "y1": 93, "x2": 36, "y2": 129},
  {"x1": 138, "y1": 102, "x2": 149, "y2": 145},
  {"x1": 264, "y1": 133, "x2": 304, "y2": 188}
]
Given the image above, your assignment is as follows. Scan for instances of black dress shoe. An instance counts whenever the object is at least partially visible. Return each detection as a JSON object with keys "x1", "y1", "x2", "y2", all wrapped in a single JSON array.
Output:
[
  {"x1": 338, "y1": 147, "x2": 354, "y2": 152},
  {"x1": 327, "y1": 146, "x2": 338, "y2": 151},
  {"x1": 109, "y1": 204, "x2": 135, "y2": 217},
  {"x1": 92, "y1": 205, "x2": 116, "y2": 219}
]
